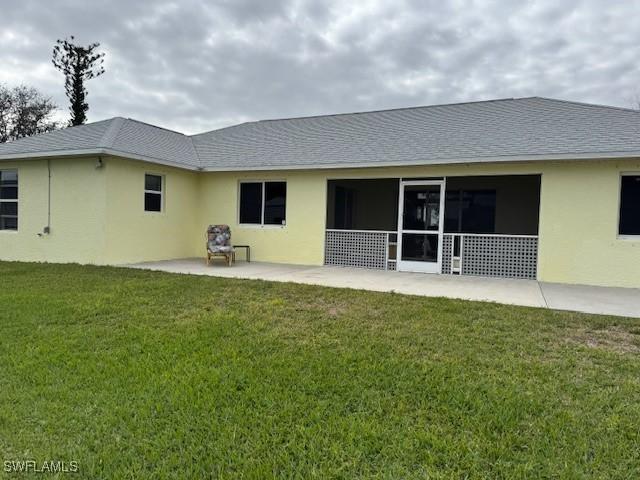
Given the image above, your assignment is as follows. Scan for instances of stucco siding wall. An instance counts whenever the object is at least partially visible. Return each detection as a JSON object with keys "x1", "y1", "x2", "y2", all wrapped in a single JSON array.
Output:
[
  {"x1": 0, "y1": 157, "x2": 107, "y2": 263},
  {"x1": 103, "y1": 156, "x2": 200, "y2": 264},
  {"x1": 198, "y1": 171, "x2": 327, "y2": 265},
  {"x1": 537, "y1": 159, "x2": 640, "y2": 288}
]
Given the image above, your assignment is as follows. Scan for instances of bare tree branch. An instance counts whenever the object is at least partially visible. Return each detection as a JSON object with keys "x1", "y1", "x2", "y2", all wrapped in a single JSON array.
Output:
[{"x1": 0, "y1": 84, "x2": 59, "y2": 143}]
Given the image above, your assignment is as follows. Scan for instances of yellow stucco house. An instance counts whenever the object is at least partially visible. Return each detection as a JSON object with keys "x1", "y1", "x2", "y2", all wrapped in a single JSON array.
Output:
[{"x1": 1, "y1": 97, "x2": 639, "y2": 288}]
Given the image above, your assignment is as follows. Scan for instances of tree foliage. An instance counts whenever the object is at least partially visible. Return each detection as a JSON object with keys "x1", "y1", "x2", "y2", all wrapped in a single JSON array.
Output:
[
  {"x1": 0, "y1": 84, "x2": 59, "y2": 143},
  {"x1": 52, "y1": 36, "x2": 105, "y2": 126}
]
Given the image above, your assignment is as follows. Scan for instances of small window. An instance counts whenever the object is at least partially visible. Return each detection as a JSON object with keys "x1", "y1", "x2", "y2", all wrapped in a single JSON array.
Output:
[
  {"x1": 144, "y1": 174, "x2": 163, "y2": 212},
  {"x1": 619, "y1": 174, "x2": 640, "y2": 236},
  {"x1": 239, "y1": 181, "x2": 286, "y2": 226},
  {"x1": 0, "y1": 170, "x2": 18, "y2": 231}
]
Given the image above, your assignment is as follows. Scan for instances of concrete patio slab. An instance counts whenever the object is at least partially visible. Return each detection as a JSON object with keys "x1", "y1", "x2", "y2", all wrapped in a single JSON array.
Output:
[
  {"x1": 540, "y1": 282, "x2": 640, "y2": 318},
  {"x1": 125, "y1": 258, "x2": 640, "y2": 318}
]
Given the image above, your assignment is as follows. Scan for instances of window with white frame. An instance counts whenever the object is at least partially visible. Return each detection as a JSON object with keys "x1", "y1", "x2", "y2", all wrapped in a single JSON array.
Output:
[
  {"x1": 619, "y1": 174, "x2": 640, "y2": 236},
  {"x1": 144, "y1": 174, "x2": 163, "y2": 212},
  {"x1": 239, "y1": 181, "x2": 286, "y2": 225},
  {"x1": 0, "y1": 170, "x2": 18, "y2": 230}
]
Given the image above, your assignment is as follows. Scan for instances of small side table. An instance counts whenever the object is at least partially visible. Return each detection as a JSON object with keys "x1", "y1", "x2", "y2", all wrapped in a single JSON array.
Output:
[{"x1": 233, "y1": 245, "x2": 251, "y2": 262}]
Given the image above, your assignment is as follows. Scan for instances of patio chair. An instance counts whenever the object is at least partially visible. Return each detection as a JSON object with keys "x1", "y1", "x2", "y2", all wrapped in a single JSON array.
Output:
[{"x1": 206, "y1": 225, "x2": 235, "y2": 266}]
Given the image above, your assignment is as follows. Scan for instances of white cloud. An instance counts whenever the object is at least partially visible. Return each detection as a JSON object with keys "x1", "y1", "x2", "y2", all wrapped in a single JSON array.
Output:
[{"x1": 1, "y1": 0, "x2": 639, "y2": 133}]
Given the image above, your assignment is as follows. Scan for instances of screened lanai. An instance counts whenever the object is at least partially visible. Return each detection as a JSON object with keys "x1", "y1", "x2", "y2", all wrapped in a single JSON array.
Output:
[{"x1": 325, "y1": 175, "x2": 541, "y2": 279}]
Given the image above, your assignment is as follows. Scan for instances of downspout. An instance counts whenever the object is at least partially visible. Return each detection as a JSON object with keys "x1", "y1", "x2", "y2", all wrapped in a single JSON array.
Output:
[
  {"x1": 46, "y1": 158, "x2": 51, "y2": 233},
  {"x1": 38, "y1": 159, "x2": 51, "y2": 236}
]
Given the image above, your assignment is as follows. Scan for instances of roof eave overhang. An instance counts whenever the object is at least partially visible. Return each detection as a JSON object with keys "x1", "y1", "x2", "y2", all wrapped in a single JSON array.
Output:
[
  {"x1": 0, "y1": 148, "x2": 106, "y2": 161},
  {"x1": 199, "y1": 150, "x2": 640, "y2": 171},
  {"x1": 1, "y1": 148, "x2": 639, "y2": 172},
  {"x1": 0, "y1": 148, "x2": 201, "y2": 171}
]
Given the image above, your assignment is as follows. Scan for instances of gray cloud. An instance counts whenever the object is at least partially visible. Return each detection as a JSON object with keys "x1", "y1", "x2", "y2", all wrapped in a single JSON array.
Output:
[{"x1": 1, "y1": 0, "x2": 639, "y2": 134}]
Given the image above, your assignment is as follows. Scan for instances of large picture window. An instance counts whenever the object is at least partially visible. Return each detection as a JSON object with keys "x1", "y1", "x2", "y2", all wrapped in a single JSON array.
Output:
[
  {"x1": 144, "y1": 174, "x2": 163, "y2": 212},
  {"x1": 619, "y1": 174, "x2": 640, "y2": 236},
  {"x1": 239, "y1": 181, "x2": 286, "y2": 225},
  {"x1": 0, "y1": 170, "x2": 18, "y2": 231}
]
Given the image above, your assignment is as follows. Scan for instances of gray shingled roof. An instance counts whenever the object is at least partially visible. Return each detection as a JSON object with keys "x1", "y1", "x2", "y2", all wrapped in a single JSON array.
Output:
[
  {"x1": 0, "y1": 117, "x2": 200, "y2": 168},
  {"x1": 1, "y1": 97, "x2": 640, "y2": 171}
]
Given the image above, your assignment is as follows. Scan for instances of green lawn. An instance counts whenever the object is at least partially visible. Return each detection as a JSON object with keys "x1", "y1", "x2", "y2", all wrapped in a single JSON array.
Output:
[{"x1": 0, "y1": 262, "x2": 639, "y2": 479}]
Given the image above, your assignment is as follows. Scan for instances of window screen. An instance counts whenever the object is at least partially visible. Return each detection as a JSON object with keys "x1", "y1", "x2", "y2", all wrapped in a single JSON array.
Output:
[{"x1": 444, "y1": 189, "x2": 496, "y2": 233}]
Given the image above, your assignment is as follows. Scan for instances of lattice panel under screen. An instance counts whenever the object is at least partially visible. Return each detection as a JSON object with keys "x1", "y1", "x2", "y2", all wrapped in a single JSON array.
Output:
[
  {"x1": 441, "y1": 235, "x2": 453, "y2": 274},
  {"x1": 324, "y1": 231, "x2": 388, "y2": 270},
  {"x1": 461, "y1": 236, "x2": 538, "y2": 279}
]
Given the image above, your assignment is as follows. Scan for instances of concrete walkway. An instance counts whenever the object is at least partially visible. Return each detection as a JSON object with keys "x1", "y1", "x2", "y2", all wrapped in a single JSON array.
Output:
[{"x1": 125, "y1": 258, "x2": 640, "y2": 318}]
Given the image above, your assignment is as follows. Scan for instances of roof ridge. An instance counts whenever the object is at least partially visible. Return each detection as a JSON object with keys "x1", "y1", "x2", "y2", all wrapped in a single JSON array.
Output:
[
  {"x1": 252, "y1": 97, "x2": 527, "y2": 123},
  {"x1": 124, "y1": 117, "x2": 187, "y2": 135},
  {"x1": 183, "y1": 96, "x2": 640, "y2": 137},
  {"x1": 189, "y1": 98, "x2": 529, "y2": 136},
  {"x1": 532, "y1": 96, "x2": 640, "y2": 114},
  {"x1": 97, "y1": 117, "x2": 126, "y2": 148},
  {"x1": 190, "y1": 121, "x2": 258, "y2": 138},
  {"x1": 186, "y1": 136, "x2": 203, "y2": 169},
  {"x1": 2, "y1": 117, "x2": 114, "y2": 145}
]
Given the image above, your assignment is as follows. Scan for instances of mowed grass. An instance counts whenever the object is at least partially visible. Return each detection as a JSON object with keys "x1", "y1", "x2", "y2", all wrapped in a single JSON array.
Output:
[{"x1": 0, "y1": 263, "x2": 639, "y2": 479}]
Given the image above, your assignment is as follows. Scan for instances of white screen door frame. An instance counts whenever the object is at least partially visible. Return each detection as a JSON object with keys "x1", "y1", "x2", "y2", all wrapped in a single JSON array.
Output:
[{"x1": 396, "y1": 179, "x2": 446, "y2": 273}]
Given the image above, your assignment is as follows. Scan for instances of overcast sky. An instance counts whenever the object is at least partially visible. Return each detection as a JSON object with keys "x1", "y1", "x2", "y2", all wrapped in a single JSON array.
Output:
[{"x1": 1, "y1": 0, "x2": 639, "y2": 134}]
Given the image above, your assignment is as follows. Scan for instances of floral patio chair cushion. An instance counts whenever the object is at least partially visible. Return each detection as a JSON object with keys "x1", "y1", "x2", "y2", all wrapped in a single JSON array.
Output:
[{"x1": 207, "y1": 225, "x2": 234, "y2": 253}]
